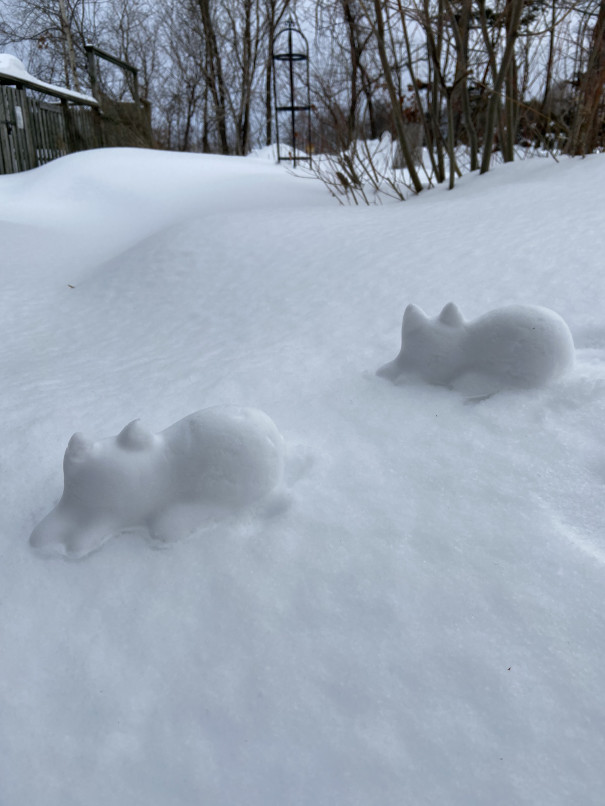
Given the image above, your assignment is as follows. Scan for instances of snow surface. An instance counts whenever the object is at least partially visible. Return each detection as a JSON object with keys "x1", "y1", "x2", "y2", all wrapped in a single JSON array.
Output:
[
  {"x1": 30, "y1": 406, "x2": 285, "y2": 559},
  {"x1": 0, "y1": 53, "x2": 97, "y2": 105},
  {"x1": 1, "y1": 147, "x2": 605, "y2": 806},
  {"x1": 377, "y1": 302, "x2": 575, "y2": 395}
]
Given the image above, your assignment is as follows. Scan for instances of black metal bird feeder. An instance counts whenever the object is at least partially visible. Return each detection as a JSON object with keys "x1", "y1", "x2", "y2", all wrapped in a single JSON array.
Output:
[{"x1": 272, "y1": 18, "x2": 312, "y2": 167}]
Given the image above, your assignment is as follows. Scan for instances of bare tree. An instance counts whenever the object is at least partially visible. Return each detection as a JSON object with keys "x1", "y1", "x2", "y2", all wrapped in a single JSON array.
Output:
[
  {"x1": 2, "y1": 0, "x2": 605, "y2": 174},
  {"x1": 567, "y1": 0, "x2": 605, "y2": 154},
  {"x1": 0, "y1": 0, "x2": 101, "y2": 89},
  {"x1": 370, "y1": 0, "x2": 423, "y2": 191}
]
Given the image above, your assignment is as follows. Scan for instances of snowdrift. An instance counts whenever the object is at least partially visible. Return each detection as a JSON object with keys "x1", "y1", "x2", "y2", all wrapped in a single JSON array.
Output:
[{"x1": 1, "y1": 148, "x2": 604, "y2": 806}]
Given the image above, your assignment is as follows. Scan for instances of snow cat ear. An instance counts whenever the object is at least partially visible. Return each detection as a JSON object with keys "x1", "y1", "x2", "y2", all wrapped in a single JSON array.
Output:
[
  {"x1": 117, "y1": 419, "x2": 154, "y2": 450},
  {"x1": 438, "y1": 302, "x2": 464, "y2": 327},
  {"x1": 64, "y1": 432, "x2": 93, "y2": 465},
  {"x1": 402, "y1": 303, "x2": 427, "y2": 337}
]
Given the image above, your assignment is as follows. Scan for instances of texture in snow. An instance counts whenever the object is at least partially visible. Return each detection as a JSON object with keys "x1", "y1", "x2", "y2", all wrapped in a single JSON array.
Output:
[{"x1": 1, "y1": 147, "x2": 605, "y2": 806}]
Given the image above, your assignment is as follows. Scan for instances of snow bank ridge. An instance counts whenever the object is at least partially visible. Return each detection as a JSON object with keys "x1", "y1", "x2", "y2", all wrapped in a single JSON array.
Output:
[
  {"x1": 30, "y1": 406, "x2": 285, "y2": 559},
  {"x1": 377, "y1": 302, "x2": 575, "y2": 394}
]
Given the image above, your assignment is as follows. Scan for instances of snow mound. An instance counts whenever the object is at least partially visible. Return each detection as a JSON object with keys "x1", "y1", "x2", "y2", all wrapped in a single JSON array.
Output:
[
  {"x1": 377, "y1": 302, "x2": 575, "y2": 394},
  {"x1": 30, "y1": 406, "x2": 285, "y2": 559},
  {"x1": 246, "y1": 144, "x2": 279, "y2": 161},
  {"x1": 0, "y1": 53, "x2": 27, "y2": 74}
]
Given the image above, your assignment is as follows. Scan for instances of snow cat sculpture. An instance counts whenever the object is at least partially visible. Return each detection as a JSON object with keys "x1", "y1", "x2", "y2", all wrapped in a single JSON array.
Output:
[
  {"x1": 30, "y1": 406, "x2": 285, "y2": 559},
  {"x1": 377, "y1": 302, "x2": 574, "y2": 394}
]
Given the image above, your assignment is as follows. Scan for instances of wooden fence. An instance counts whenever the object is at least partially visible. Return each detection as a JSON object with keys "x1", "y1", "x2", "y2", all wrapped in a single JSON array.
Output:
[
  {"x1": 0, "y1": 84, "x2": 99, "y2": 173},
  {"x1": 1, "y1": 81, "x2": 153, "y2": 175}
]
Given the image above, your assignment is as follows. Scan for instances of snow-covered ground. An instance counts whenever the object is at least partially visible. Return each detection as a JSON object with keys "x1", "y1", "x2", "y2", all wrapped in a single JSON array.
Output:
[{"x1": 1, "y1": 147, "x2": 604, "y2": 806}]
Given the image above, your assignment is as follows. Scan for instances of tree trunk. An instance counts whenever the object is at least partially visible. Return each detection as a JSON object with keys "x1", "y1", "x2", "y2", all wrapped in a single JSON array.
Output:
[
  {"x1": 398, "y1": 0, "x2": 440, "y2": 180},
  {"x1": 541, "y1": 0, "x2": 556, "y2": 114},
  {"x1": 266, "y1": 19, "x2": 274, "y2": 146},
  {"x1": 58, "y1": 0, "x2": 81, "y2": 92},
  {"x1": 567, "y1": 1, "x2": 605, "y2": 155},
  {"x1": 444, "y1": 0, "x2": 479, "y2": 170},
  {"x1": 197, "y1": 0, "x2": 229, "y2": 154},
  {"x1": 372, "y1": 0, "x2": 423, "y2": 192},
  {"x1": 342, "y1": 0, "x2": 360, "y2": 144},
  {"x1": 480, "y1": 0, "x2": 525, "y2": 174}
]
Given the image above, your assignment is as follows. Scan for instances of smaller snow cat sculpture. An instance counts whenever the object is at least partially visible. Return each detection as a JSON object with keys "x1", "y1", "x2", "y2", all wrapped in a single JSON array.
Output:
[
  {"x1": 30, "y1": 406, "x2": 285, "y2": 559},
  {"x1": 377, "y1": 302, "x2": 574, "y2": 395}
]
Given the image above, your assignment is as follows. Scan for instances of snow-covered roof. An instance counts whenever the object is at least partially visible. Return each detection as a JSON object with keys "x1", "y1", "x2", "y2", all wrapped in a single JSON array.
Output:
[{"x1": 0, "y1": 53, "x2": 98, "y2": 106}]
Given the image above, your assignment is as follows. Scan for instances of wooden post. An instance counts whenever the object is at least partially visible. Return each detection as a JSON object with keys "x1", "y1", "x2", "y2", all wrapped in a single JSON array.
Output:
[
  {"x1": 86, "y1": 46, "x2": 99, "y2": 101},
  {"x1": 15, "y1": 84, "x2": 37, "y2": 170},
  {"x1": 0, "y1": 85, "x2": 17, "y2": 173},
  {"x1": 61, "y1": 98, "x2": 78, "y2": 152}
]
